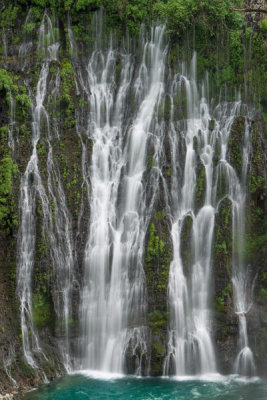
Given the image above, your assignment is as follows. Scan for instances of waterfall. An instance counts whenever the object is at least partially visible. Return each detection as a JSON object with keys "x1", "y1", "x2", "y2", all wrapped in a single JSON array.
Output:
[
  {"x1": 17, "y1": 57, "x2": 51, "y2": 368},
  {"x1": 231, "y1": 116, "x2": 256, "y2": 376},
  {"x1": 163, "y1": 55, "x2": 256, "y2": 376},
  {"x1": 13, "y1": 8, "x2": 259, "y2": 379},
  {"x1": 18, "y1": 8, "x2": 34, "y2": 71},
  {"x1": 164, "y1": 55, "x2": 216, "y2": 375},
  {"x1": 79, "y1": 14, "x2": 166, "y2": 373},
  {"x1": 213, "y1": 103, "x2": 256, "y2": 376},
  {"x1": 17, "y1": 13, "x2": 74, "y2": 371}
]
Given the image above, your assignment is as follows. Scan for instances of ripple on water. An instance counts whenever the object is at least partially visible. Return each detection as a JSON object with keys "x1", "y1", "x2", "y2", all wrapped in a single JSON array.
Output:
[{"x1": 23, "y1": 375, "x2": 267, "y2": 400}]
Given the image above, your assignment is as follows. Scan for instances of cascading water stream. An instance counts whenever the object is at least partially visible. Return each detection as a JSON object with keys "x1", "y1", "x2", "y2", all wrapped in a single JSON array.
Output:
[
  {"x1": 17, "y1": 12, "x2": 74, "y2": 371},
  {"x1": 164, "y1": 55, "x2": 216, "y2": 375},
  {"x1": 17, "y1": 60, "x2": 51, "y2": 368},
  {"x1": 213, "y1": 102, "x2": 256, "y2": 376},
  {"x1": 79, "y1": 17, "x2": 166, "y2": 373},
  {"x1": 18, "y1": 8, "x2": 34, "y2": 71},
  {"x1": 164, "y1": 54, "x2": 256, "y2": 377},
  {"x1": 231, "y1": 119, "x2": 256, "y2": 376}
]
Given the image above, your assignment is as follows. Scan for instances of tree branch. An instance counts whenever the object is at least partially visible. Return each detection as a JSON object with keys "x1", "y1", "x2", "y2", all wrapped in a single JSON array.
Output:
[{"x1": 231, "y1": 8, "x2": 267, "y2": 14}]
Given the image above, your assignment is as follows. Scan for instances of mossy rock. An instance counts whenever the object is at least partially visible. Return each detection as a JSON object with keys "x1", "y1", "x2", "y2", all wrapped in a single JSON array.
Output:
[
  {"x1": 195, "y1": 162, "x2": 206, "y2": 210},
  {"x1": 180, "y1": 214, "x2": 193, "y2": 277},
  {"x1": 228, "y1": 116, "x2": 245, "y2": 179},
  {"x1": 144, "y1": 213, "x2": 172, "y2": 376}
]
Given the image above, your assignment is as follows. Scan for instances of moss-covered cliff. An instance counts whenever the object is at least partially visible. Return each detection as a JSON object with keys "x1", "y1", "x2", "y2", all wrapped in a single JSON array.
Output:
[{"x1": 0, "y1": 0, "x2": 266, "y2": 395}]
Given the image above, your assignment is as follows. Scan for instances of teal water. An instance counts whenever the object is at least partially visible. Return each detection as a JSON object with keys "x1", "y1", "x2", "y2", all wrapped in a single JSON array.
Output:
[{"x1": 24, "y1": 373, "x2": 267, "y2": 400}]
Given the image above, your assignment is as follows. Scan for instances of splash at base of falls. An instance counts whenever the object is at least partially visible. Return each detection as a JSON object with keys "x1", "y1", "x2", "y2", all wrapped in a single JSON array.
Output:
[{"x1": 235, "y1": 347, "x2": 256, "y2": 377}]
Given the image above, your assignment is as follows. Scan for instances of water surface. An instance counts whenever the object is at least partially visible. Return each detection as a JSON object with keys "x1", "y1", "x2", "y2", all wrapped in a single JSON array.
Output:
[{"x1": 24, "y1": 373, "x2": 267, "y2": 400}]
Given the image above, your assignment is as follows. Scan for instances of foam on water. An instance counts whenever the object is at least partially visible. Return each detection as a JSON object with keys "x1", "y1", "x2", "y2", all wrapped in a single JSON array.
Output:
[{"x1": 71, "y1": 369, "x2": 124, "y2": 380}]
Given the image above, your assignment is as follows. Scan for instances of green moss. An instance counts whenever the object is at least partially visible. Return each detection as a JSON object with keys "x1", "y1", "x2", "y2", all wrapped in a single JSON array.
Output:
[
  {"x1": 32, "y1": 229, "x2": 53, "y2": 330},
  {"x1": 148, "y1": 310, "x2": 169, "y2": 334},
  {"x1": 0, "y1": 69, "x2": 13, "y2": 90},
  {"x1": 215, "y1": 200, "x2": 232, "y2": 268},
  {"x1": 259, "y1": 288, "x2": 267, "y2": 303},
  {"x1": 157, "y1": 263, "x2": 169, "y2": 291},
  {"x1": 209, "y1": 120, "x2": 215, "y2": 131},
  {"x1": 164, "y1": 95, "x2": 171, "y2": 121},
  {"x1": 15, "y1": 93, "x2": 31, "y2": 117},
  {"x1": 215, "y1": 281, "x2": 231, "y2": 313},
  {"x1": 37, "y1": 141, "x2": 46, "y2": 155},
  {"x1": 146, "y1": 149, "x2": 155, "y2": 171},
  {"x1": 58, "y1": 317, "x2": 74, "y2": 328},
  {"x1": 257, "y1": 269, "x2": 267, "y2": 304},
  {"x1": 156, "y1": 211, "x2": 165, "y2": 220},
  {"x1": 0, "y1": 5, "x2": 20, "y2": 28},
  {"x1": 32, "y1": 292, "x2": 52, "y2": 329},
  {"x1": 0, "y1": 69, "x2": 19, "y2": 101},
  {"x1": 195, "y1": 165, "x2": 206, "y2": 209},
  {"x1": 180, "y1": 215, "x2": 192, "y2": 275},
  {"x1": 166, "y1": 168, "x2": 171, "y2": 177},
  {"x1": 61, "y1": 58, "x2": 74, "y2": 77},
  {"x1": 0, "y1": 155, "x2": 18, "y2": 233},
  {"x1": 60, "y1": 58, "x2": 75, "y2": 128},
  {"x1": 243, "y1": 233, "x2": 267, "y2": 262},
  {"x1": 260, "y1": 19, "x2": 267, "y2": 35},
  {"x1": 249, "y1": 175, "x2": 264, "y2": 195},
  {"x1": 36, "y1": 199, "x2": 43, "y2": 217},
  {"x1": 146, "y1": 222, "x2": 158, "y2": 264},
  {"x1": 145, "y1": 220, "x2": 172, "y2": 294},
  {"x1": 214, "y1": 197, "x2": 232, "y2": 313},
  {"x1": 152, "y1": 342, "x2": 165, "y2": 357}
]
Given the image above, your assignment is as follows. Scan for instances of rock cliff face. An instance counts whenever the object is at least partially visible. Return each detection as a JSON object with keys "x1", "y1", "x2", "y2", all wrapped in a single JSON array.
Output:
[
  {"x1": 0, "y1": 2, "x2": 266, "y2": 395},
  {"x1": 244, "y1": 0, "x2": 266, "y2": 24}
]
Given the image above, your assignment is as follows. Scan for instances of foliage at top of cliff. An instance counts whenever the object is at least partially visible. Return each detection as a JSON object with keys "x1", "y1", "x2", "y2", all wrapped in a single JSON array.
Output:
[
  {"x1": 2, "y1": 0, "x2": 244, "y2": 35},
  {"x1": 1, "y1": 0, "x2": 267, "y2": 108}
]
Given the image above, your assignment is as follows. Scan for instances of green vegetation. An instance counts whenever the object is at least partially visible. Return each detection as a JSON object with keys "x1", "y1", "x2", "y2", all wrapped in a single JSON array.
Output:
[
  {"x1": 16, "y1": 94, "x2": 31, "y2": 117},
  {"x1": 243, "y1": 233, "x2": 267, "y2": 263},
  {"x1": 260, "y1": 19, "x2": 267, "y2": 35},
  {"x1": 249, "y1": 175, "x2": 265, "y2": 195},
  {"x1": 156, "y1": 210, "x2": 165, "y2": 221},
  {"x1": 60, "y1": 58, "x2": 75, "y2": 128},
  {"x1": 2, "y1": 0, "x2": 266, "y2": 107},
  {"x1": 228, "y1": 116, "x2": 244, "y2": 177},
  {"x1": 0, "y1": 155, "x2": 18, "y2": 233},
  {"x1": 146, "y1": 222, "x2": 161, "y2": 264},
  {"x1": 215, "y1": 199, "x2": 232, "y2": 269},
  {"x1": 154, "y1": 0, "x2": 241, "y2": 36},
  {"x1": 32, "y1": 292, "x2": 52, "y2": 329},
  {"x1": 258, "y1": 271, "x2": 267, "y2": 304},
  {"x1": 32, "y1": 232, "x2": 53, "y2": 329},
  {"x1": 148, "y1": 310, "x2": 169, "y2": 334},
  {"x1": 195, "y1": 166, "x2": 206, "y2": 209},
  {"x1": 152, "y1": 342, "x2": 165, "y2": 357},
  {"x1": 260, "y1": 287, "x2": 267, "y2": 303},
  {"x1": 0, "y1": 5, "x2": 20, "y2": 28},
  {"x1": 180, "y1": 216, "x2": 192, "y2": 275},
  {"x1": 145, "y1": 221, "x2": 172, "y2": 294},
  {"x1": 215, "y1": 282, "x2": 231, "y2": 313},
  {"x1": 0, "y1": 69, "x2": 18, "y2": 97}
]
